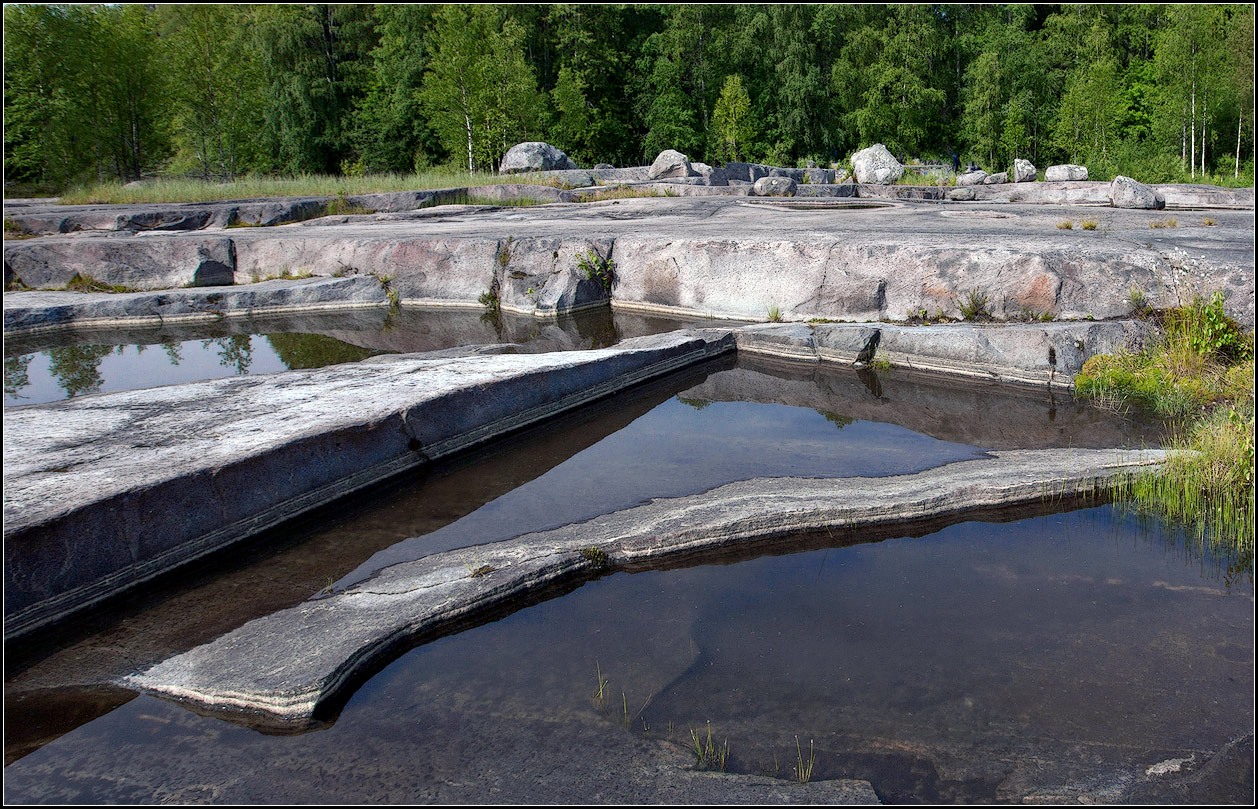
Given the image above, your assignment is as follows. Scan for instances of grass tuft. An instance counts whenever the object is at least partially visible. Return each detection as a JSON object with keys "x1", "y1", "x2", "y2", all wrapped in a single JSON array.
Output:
[
  {"x1": 794, "y1": 736, "x2": 816, "y2": 784},
  {"x1": 1075, "y1": 291, "x2": 1254, "y2": 561},
  {"x1": 958, "y1": 288, "x2": 993, "y2": 322},
  {"x1": 1080, "y1": 219, "x2": 1099, "y2": 230},
  {"x1": 63, "y1": 273, "x2": 138, "y2": 294},
  {"x1": 690, "y1": 722, "x2": 729, "y2": 772},
  {"x1": 1056, "y1": 220, "x2": 1074, "y2": 230}
]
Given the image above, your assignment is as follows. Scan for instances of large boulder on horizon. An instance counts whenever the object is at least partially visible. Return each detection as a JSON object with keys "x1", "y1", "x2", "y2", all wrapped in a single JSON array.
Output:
[
  {"x1": 649, "y1": 149, "x2": 695, "y2": 180},
  {"x1": 851, "y1": 144, "x2": 904, "y2": 185},
  {"x1": 1109, "y1": 175, "x2": 1165, "y2": 209},
  {"x1": 982, "y1": 172, "x2": 1008, "y2": 185},
  {"x1": 1045, "y1": 164, "x2": 1088, "y2": 182},
  {"x1": 499, "y1": 142, "x2": 578, "y2": 174},
  {"x1": 1013, "y1": 159, "x2": 1036, "y2": 183},
  {"x1": 956, "y1": 170, "x2": 988, "y2": 186}
]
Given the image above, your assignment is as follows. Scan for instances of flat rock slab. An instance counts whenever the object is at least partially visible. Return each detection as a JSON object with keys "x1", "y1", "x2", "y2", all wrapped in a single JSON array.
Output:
[
  {"x1": 735, "y1": 320, "x2": 1158, "y2": 387},
  {"x1": 2, "y1": 330, "x2": 733, "y2": 639},
  {"x1": 129, "y1": 446, "x2": 1167, "y2": 727},
  {"x1": 2, "y1": 275, "x2": 389, "y2": 334}
]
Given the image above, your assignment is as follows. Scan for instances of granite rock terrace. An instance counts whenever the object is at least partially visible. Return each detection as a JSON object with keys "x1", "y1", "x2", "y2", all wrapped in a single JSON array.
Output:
[{"x1": 3, "y1": 178, "x2": 1254, "y2": 803}]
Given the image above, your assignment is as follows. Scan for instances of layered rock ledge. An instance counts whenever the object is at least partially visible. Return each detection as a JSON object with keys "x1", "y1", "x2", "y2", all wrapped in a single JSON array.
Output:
[
  {"x1": 2, "y1": 330, "x2": 732, "y2": 639},
  {"x1": 6, "y1": 195, "x2": 1254, "y2": 327},
  {"x1": 128, "y1": 446, "x2": 1167, "y2": 727}
]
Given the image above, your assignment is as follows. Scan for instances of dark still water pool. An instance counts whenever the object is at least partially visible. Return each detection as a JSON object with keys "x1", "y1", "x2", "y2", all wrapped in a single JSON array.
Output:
[
  {"x1": 4, "y1": 356, "x2": 1243, "y2": 803},
  {"x1": 4, "y1": 507, "x2": 1251, "y2": 804}
]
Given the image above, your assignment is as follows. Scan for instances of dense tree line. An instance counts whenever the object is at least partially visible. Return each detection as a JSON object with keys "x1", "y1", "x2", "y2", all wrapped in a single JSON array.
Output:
[{"x1": 4, "y1": 3, "x2": 1254, "y2": 191}]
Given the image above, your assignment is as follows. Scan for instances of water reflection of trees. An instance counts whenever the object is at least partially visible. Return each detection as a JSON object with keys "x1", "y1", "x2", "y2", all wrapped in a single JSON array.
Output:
[
  {"x1": 4, "y1": 355, "x2": 32, "y2": 401},
  {"x1": 204, "y1": 335, "x2": 253, "y2": 374},
  {"x1": 47, "y1": 344, "x2": 114, "y2": 398}
]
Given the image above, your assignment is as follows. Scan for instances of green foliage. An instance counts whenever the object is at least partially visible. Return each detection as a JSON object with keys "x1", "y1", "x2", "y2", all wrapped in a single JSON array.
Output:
[
  {"x1": 712, "y1": 75, "x2": 753, "y2": 163},
  {"x1": 63, "y1": 274, "x2": 138, "y2": 294},
  {"x1": 1170, "y1": 292, "x2": 1253, "y2": 364},
  {"x1": 1076, "y1": 293, "x2": 1254, "y2": 561},
  {"x1": 576, "y1": 250, "x2": 615, "y2": 292},
  {"x1": 957, "y1": 288, "x2": 993, "y2": 321},
  {"x1": 418, "y1": 6, "x2": 543, "y2": 173},
  {"x1": 4, "y1": 4, "x2": 1254, "y2": 190}
]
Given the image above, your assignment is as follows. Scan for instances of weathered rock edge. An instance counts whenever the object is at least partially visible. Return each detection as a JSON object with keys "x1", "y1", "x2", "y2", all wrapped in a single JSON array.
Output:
[
  {"x1": 2, "y1": 330, "x2": 733, "y2": 641},
  {"x1": 128, "y1": 447, "x2": 1167, "y2": 726}
]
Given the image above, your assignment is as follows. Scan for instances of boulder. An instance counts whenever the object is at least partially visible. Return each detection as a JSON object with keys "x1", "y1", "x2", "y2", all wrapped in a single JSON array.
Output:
[
  {"x1": 1013, "y1": 159, "x2": 1037, "y2": 183},
  {"x1": 957, "y1": 170, "x2": 988, "y2": 187},
  {"x1": 690, "y1": 162, "x2": 729, "y2": 186},
  {"x1": 1109, "y1": 175, "x2": 1165, "y2": 210},
  {"x1": 1045, "y1": 164, "x2": 1088, "y2": 182},
  {"x1": 850, "y1": 144, "x2": 904, "y2": 185},
  {"x1": 499, "y1": 142, "x2": 578, "y2": 174},
  {"x1": 649, "y1": 150, "x2": 695, "y2": 180},
  {"x1": 947, "y1": 187, "x2": 976, "y2": 201},
  {"x1": 752, "y1": 176, "x2": 798, "y2": 197},
  {"x1": 981, "y1": 172, "x2": 1008, "y2": 185},
  {"x1": 804, "y1": 167, "x2": 834, "y2": 185}
]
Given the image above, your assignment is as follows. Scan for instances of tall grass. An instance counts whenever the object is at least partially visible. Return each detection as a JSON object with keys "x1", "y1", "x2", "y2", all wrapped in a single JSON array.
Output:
[
  {"x1": 1076, "y1": 293, "x2": 1254, "y2": 560},
  {"x1": 57, "y1": 170, "x2": 569, "y2": 205}
]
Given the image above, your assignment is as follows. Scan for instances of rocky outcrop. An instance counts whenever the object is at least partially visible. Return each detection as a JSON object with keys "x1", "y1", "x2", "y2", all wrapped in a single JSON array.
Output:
[
  {"x1": 1013, "y1": 159, "x2": 1037, "y2": 183},
  {"x1": 851, "y1": 144, "x2": 904, "y2": 185},
  {"x1": 1109, "y1": 175, "x2": 1165, "y2": 209},
  {"x1": 1046, "y1": 164, "x2": 1088, "y2": 182},
  {"x1": 499, "y1": 141, "x2": 578, "y2": 174}
]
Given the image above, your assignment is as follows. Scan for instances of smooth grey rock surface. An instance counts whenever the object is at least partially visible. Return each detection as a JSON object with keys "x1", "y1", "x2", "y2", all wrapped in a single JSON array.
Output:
[
  {"x1": 499, "y1": 141, "x2": 578, "y2": 174},
  {"x1": 129, "y1": 446, "x2": 1167, "y2": 724},
  {"x1": 2, "y1": 276, "x2": 389, "y2": 334},
  {"x1": 1013, "y1": 158, "x2": 1037, "y2": 183},
  {"x1": 850, "y1": 144, "x2": 904, "y2": 184},
  {"x1": 1109, "y1": 175, "x2": 1166, "y2": 209},
  {"x1": 1045, "y1": 164, "x2": 1089, "y2": 182},
  {"x1": 2, "y1": 330, "x2": 733, "y2": 639},
  {"x1": 957, "y1": 170, "x2": 988, "y2": 186}
]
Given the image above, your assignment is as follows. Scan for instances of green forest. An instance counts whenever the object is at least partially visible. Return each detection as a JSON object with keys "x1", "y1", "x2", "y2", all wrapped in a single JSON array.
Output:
[{"x1": 4, "y1": 3, "x2": 1255, "y2": 194}]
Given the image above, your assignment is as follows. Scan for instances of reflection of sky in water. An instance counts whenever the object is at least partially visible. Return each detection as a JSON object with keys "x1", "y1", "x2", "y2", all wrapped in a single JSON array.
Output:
[
  {"x1": 2, "y1": 335, "x2": 370, "y2": 407},
  {"x1": 337, "y1": 397, "x2": 990, "y2": 586}
]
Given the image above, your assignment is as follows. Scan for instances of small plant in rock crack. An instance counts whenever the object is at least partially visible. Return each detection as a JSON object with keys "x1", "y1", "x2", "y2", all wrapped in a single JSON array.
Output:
[
  {"x1": 576, "y1": 249, "x2": 616, "y2": 292},
  {"x1": 580, "y1": 546, "x2": 608, "y2": 569},
  {"x1": 957, "y1": 288, "x2": 993, "y2": 321}
]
